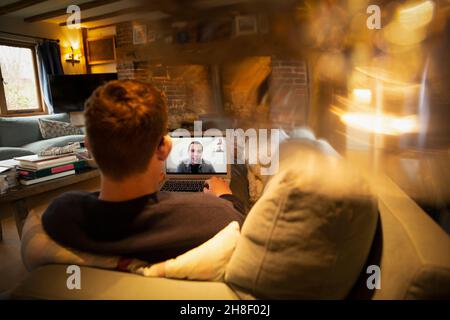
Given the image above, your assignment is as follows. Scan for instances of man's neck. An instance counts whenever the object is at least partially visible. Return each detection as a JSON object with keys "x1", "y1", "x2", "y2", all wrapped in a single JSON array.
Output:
[{"x1": 99, "y1": 171, "x2": 160, "y2": 202}]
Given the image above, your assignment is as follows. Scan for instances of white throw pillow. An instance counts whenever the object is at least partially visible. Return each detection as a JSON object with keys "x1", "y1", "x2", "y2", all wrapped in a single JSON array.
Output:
[{"x1": 133, "y1": 221, "x2": 240, "y2": 281}]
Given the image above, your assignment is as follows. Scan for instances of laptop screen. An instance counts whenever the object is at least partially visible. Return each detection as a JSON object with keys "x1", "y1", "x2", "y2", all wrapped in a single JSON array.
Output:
[{"x1": 165, "y1": 137, "x2": 227, "y2": 175}]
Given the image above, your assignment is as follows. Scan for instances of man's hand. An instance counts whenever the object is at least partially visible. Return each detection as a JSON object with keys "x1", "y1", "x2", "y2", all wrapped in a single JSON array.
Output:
[{"x1": 203, "y1": 176, "x2": 232, "y2": 197}]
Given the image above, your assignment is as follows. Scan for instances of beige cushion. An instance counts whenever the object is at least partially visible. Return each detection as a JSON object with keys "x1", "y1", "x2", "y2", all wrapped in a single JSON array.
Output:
[
  {"x1": 225, "y1": 139, "x2": 378, "y2": 299},
  {"x1": 349, "y1": 175, "x2": 450, "y2": 299}
]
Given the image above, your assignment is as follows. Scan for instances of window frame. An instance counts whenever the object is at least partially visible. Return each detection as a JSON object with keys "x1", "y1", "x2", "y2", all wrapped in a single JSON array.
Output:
[{"x1": 0, "y1": 39, "x2": 46, "y2": 117}]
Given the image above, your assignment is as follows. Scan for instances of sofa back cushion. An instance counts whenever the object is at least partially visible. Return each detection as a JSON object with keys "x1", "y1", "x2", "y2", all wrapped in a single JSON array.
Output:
[
  {"x1": 0, "y1": 147, "x2": 35, "y2": 161},
  {"x1": 348, "y1": 175, "x2": 450, "y2": 299},
  {"x1": 21, "y1": 134, "x2": 85, "y2": 154},
  {"x1": 225, "y1": 138, "x2": 379, "y2": 299},
  {"x1": 0, "y1": 113, "x2": 70, "y2": 147}
]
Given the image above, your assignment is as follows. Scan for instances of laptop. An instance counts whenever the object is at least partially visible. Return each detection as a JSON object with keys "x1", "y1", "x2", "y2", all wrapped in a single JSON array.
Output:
[{"x1": 160, "y1": 135, "x2": 230, "y2": 192}]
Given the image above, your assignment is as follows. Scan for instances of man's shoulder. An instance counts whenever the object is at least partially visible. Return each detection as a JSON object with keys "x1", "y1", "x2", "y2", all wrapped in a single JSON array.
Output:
[
  {"x1": 53, "y1": 191, "x2": 93, "y2": 204},
  {"x1": 158, "y1": 192, "x2": 234, "y2": 209},
  {"x1": 42, "y1": 191, "x2": 94, "y2": 235},
  {"x1": 200, "y1": 160, "x2": 215, "y2": 172},
  {"x1": 179, "y1": 159, "x2": 190, "y2": 165},
  {"x1": 45, "y1": 191, "x2": 94, "y2": 215}
]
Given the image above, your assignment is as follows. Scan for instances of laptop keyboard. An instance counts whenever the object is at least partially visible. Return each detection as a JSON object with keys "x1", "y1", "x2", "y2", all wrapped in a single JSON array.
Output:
[{"x1": 161, "y1": 180, "x2": 205, "y2": 192}]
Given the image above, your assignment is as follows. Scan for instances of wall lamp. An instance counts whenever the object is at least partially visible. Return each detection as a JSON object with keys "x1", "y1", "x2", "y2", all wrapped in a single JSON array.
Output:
[{"x1": 65, "y1": 46, "x2": 81, "y2": 66}]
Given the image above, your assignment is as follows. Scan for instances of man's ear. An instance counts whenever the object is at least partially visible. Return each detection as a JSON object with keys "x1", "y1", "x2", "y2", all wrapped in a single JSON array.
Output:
[{"x1": 155, "y1": 135, "x2": 172, "y2": 161}]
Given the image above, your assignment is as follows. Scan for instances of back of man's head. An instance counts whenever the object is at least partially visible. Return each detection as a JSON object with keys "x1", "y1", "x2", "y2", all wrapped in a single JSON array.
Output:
[{"x1": 84, "y1": 80, "x2": 168, "y2": 181}]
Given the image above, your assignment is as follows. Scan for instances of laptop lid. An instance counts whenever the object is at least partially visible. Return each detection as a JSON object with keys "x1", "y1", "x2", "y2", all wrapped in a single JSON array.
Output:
[{"x1": 165, "y1": 136, "x2": 230, "y2": 180}]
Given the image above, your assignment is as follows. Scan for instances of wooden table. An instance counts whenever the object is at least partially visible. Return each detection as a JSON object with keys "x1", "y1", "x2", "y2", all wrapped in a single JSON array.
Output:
[{"x1": 0, "y1": 169, "x2": 100, "y2": 240}]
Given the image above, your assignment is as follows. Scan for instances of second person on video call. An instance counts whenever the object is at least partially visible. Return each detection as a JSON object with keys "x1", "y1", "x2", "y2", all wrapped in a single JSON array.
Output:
[{"x1": 177, "y1": 141, "x2": 216, "y2": 173}]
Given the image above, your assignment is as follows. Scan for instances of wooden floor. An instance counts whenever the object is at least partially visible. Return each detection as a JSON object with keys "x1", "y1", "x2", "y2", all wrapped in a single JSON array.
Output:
[{"x1": 0, "y1": 217, "x2": 29, "y2": 297}]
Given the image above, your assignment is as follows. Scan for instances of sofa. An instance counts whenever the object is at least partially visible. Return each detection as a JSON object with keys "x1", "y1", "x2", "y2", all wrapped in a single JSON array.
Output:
[
  {"x1": 7, "y1": 134, "x2": 450, "y2": 300},
  {"x1": 0, "y1": 113, "x2": 85, "y2": 161}
]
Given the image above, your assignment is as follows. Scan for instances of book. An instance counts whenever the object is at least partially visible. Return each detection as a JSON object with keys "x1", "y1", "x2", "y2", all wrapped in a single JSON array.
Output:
[
  {"x1": 39, "y1": 142, "x2": 81, "y2": 157},
  {"x1": 16, "y1": 155, "x2": 78, "y2": 170},
  {"x1": 19, "y1": 170, "x2": 76, "y2": 186},
  {"x1": 0, "y1": 167, "x2": 9, "y2": 174},
  {"x1": 0, "y1": 158, "x2": 19, "y2": 168},
  {"x1": 14, "y1": 154, "x2": 71, "y2": 163},
  {"x1": 18, "y1": 160, "x2": 87, "y2": 180}
]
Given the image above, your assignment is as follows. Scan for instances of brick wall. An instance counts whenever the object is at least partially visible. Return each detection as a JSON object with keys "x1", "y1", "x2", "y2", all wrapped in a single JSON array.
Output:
[
  {"x1": 269, "y1": 58, "x2": 309, "y2": 128},
  {"x1": 116, "y1": 21, "x2": 132, "y2": 48},
  {"x1": 150, "y1": 65, "x2": 213, "y2": 129},
  {"x1": 115, "y1": 21, "x2": 309, "y2": 130},
  {"x1": 116, "y1": 22, "x2": 213, "y2": 128}
]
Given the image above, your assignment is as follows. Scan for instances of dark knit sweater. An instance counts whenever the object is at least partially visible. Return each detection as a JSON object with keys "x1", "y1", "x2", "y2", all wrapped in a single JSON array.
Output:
[{"x1": 42, "y1": 191, "x2": 245, "y2": 263}]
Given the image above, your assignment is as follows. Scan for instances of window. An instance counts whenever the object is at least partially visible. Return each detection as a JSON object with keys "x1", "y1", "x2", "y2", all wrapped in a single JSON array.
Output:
[{"x1": 0, "y1": 41, "x2": 44, "y2": 116}]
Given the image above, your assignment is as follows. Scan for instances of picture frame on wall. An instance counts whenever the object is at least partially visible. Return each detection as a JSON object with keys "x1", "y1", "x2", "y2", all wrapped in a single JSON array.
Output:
[
  {"x1": 133, "y1": 24, "x2": 147, "y2": 45},
  {"x1": 86, "y1": 36, "x2": 116, "y2": 65},
  {"x1": 234, "y1": 15, "x2": 258, "y2": 36}
]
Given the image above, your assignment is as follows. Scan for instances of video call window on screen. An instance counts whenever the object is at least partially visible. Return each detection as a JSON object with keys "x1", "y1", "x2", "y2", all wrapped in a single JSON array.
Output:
[{"x1": 165, "y1": 137, "x2": 227, "y2": 174}]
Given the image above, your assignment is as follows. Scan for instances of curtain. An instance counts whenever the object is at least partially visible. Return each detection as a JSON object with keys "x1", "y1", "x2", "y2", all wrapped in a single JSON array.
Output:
[{"x1": 37, "y1": 41, "x2": 64, "y2": 113}]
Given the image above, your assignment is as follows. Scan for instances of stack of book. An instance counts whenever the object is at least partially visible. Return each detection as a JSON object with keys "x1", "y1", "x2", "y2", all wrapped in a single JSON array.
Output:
[{"x1": 14, "y1": 154, "x2": 87, "y2": 185}]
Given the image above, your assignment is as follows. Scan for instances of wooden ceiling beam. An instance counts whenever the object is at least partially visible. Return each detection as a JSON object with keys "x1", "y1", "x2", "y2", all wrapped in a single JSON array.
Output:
[
  {"x1": 163, "y1": 0, "x2": 297, "y2": 22},
  {"x1": 59, "y1": 0, "x2": 299, "y2": 28},
  {"x1": 0, "y1": 0, "x2": 48, "y2": 16},
  {"x1": 24, "y1": 0, "x2": 121, "y2": 23},
  {"x1": 87, "y1": 22, "x2": 117, "y2": 30},
  {"x1": 59, "y1": 4, "x2": 161, "y2": 27}
]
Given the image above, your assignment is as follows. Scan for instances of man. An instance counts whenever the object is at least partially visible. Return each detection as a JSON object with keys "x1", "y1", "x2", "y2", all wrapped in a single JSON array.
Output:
[
  {"x1": 176, "y1": 141, "x2": 215, "y2": 173},
  {"x1": 42, "y1": 80, "x2": 248, "y2": 263}
]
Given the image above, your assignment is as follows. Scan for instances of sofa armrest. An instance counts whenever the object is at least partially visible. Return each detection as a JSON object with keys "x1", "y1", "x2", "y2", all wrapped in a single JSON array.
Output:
[
  {"x1": 9, "y1": 265, "x2": 240, "y2": 300},
  {"x1": 0, "y1": 147, "x2": 35, "y2": 161}
]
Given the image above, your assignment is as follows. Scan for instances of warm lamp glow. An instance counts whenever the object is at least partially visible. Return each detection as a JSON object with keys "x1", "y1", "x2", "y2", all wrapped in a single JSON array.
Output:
[
  {"x1": 383, "y1": 0, "x2": 434, "y2": 46},
  {"x1": 352, "y1": 89, "x2": 372, "y2": 105},
  {"x1": 70, "y1": 42, "x2": 80, "y2": 50},
  {"x1": 398, "y1": 0, "x2": 435, "y2": 29},
  {"x1": 340, "y1": 112, "x2": 419, "y2": 135},
  {"x1": 65, "y1": 46, "x2": 81, "y2": 66}
]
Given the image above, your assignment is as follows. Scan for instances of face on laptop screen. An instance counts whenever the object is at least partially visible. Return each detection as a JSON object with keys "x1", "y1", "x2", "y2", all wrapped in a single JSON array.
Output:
[{"x1": 165, "y1": 137, "x2": 227, "y2": 174}]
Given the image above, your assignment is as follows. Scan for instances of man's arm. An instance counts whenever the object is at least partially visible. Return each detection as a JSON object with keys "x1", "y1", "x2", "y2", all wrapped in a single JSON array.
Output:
[
  {"x1": 203, "y1": 177, "x2": 244, "y2": 215},
  {"x1": 206, "y1": 164, "x2": 216, "y2": 173},
  {"x1": 219, "y1": 194, "x2": 245, "y2": 215}
]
